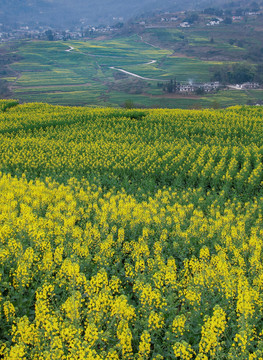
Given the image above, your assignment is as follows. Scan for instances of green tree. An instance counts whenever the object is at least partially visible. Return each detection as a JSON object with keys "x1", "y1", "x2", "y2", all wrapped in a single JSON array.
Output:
[
  {"x1": 123, "y1": 99, "x2": 135, "y2": 109},
  {"x1": 224, "y1": 17, "x2": 232, "y2": 24},
  {"x1": 45, "y1": 30, "x2": 54, "y2": 41}
]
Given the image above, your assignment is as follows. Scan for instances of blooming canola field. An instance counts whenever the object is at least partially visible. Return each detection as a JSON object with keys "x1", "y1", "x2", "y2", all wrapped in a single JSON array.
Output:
[{"x1": 0, "y1": 101, "x2": 263, "y2": 359}]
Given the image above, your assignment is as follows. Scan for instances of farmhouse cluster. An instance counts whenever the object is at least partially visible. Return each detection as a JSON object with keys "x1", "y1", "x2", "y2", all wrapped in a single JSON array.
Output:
[
  {"x1": 178, "y1": 81, "x2": 220, "y2": 93},
  {"x1": 163, "y1": 80, "x2": 261, "y2": 94},
  {"x1": 180, "y1": 81, "x2": 260, "y2": 93},
  {"x1": 227, "y1": 82, "x2": 260, "y2": 90}
]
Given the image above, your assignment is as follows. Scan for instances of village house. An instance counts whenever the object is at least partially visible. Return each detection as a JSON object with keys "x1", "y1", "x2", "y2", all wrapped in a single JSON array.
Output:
[
  {"x1": 227, "y1": 82, "x2": 260, "y2": 90},
  {"x1": 207, "y1": 20, "x2": 220, "y2": 26},
  {"x1": 203, "y1": 82, "x2": 220, "y2": 92},
  {"x1": 238, "y1": 82, "x2": 260, "y2": 89},
  {"x1": 179, "y1": 22, "x2": 190, "y2": 28},
  {"x1": 207, "y1": 17, "x2": 223, "y2": 26},
  {"x1": 178, "y1": 82, "x2": 220, "y2": 93},
  {"x1": 179, "y1": 84, "x2": 196, "y2": 93},
  {"x1": 232, "y1": 16, "x2": 243, "y2": 21}
]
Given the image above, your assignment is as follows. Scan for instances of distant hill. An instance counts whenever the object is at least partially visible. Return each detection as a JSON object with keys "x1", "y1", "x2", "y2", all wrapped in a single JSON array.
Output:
[{"x1": 0, "y1": 0, "x2": 241, "y2": 27}]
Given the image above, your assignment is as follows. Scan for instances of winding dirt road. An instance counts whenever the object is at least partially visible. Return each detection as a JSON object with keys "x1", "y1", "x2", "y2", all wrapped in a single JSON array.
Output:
[
  {"x1": 109, "y1": 66, "x2": 163, "y2": 81},
  {"x1": 65, "y1": 44, "x2": 168, "y2": 82},
  {"x1": 65, "y1": 46, "x2": 75, "y2": 52}
]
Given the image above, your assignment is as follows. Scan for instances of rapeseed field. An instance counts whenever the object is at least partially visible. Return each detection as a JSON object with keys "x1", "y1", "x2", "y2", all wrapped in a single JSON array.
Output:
[{"x1": 0, "y1": 100, "x2": 263, "y2": 359}]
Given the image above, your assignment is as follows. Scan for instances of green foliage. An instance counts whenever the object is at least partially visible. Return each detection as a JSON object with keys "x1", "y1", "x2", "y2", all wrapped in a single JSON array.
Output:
[
  {"x1": 211, "y1": 62, "x2": 258, "y2": 84},
  {"x1": 184, "y1": 12, "x2": 199, "y2": 24},
  {"x1": 0, "y1": 99, "x2": 19, "y2": 112},
  {"x1": 123, "y1": 99, "x2": 135, "y2": 109},
  {"x1": 223, "y1": 16, "x2": 233, "y2": 24},
  {"x1": 195, "y1": 87, "x2": 205, "y2": 95}
]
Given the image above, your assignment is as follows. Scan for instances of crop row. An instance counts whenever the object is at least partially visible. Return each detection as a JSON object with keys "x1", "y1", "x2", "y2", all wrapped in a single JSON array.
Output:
[{"x1": 0, "y1": 104, "x2": 262, "y2": 195}]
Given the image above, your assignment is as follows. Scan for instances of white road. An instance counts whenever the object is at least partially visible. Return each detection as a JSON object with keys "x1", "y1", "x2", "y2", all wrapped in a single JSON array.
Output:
[
  {"x1": 65, "y1": 45, "x2": 166, "y2": 81},
  {"x1": 109, "y1": 66, "x2": 167, "y2": 82},
  {"x1": 144, "y1": 60, "x2": 157, "y2": 65},
  {"x1": 65, "y1": 46, "x2": 75, "y2": 52}
]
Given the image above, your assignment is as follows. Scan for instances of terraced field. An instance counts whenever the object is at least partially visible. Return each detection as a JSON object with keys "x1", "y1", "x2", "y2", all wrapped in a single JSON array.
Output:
[{"x1": 5, "y1": 35, "x2": 262, "y2": 108}]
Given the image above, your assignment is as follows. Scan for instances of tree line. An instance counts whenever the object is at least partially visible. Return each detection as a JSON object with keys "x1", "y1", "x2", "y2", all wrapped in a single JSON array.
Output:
[{"x1": 210, "y1": 63, "x2": 263, "y2": 84}]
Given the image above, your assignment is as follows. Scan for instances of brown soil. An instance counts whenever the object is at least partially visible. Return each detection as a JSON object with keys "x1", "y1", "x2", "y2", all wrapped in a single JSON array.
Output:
[
  {"x1": 95, "y1": 36, "x2": 110, "y2": 41},
  {"x1": 143, "y1": 92, "x2": 201, "y2": 99}
]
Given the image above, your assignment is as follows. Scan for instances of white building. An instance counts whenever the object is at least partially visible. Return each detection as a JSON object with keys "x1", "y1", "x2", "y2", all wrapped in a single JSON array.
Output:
[
  {"x1": 180, "y1": 22, "x2": 190, "y2": 28},
  {"x1": 239, "y1": 82, "x2": 260, "y2": 89},
  {"x1": 207, "y1": 20, "x2": 220, "y2": 26}
]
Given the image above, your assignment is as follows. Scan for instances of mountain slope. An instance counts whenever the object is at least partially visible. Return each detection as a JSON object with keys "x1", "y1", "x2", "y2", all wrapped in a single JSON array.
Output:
[{"x1": 0, "y1": 0, "x2": 232, "y2": 26}]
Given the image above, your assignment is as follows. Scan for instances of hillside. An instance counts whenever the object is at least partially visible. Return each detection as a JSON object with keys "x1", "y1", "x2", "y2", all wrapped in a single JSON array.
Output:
[
  {"x1": 0, "y1": 0, "x2": 254, "y2": 26},
  {"x1": 1, "y1": 0, "x2": 263, "y2": 109},
  {"x1": 0, "y1": 100, "x2": 263, "y2": 359},
  {"x1": 135, "y1": 9, "x2": 263, "y2": 63},
  {"x1": 1, "y1": 35, "x2": 263, "y2": 109}
]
